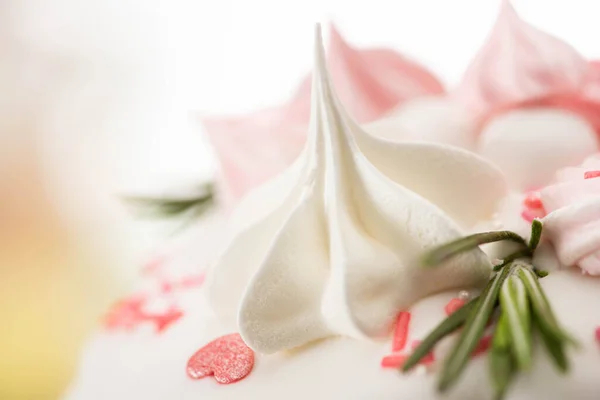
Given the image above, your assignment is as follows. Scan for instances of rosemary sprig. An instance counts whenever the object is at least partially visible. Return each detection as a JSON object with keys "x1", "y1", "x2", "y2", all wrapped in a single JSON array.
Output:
[
  {"x1": 437, "y1": 264, "x2": 512, "y2": 392},
  {"x1": 401, "y1": 220, "x2": 575, "y2": 399},
  {"x1": 123, "y1": 183, "x2": 215, "y2": 219},
  {"x1": 422, "y1": 231, "x2": 527, "y2": 267},
  {"x1": 528, "y1": 219, "x2": 543, "y2": 251},
  {"x1": 500, "y1": 275, "x2": 531, "y2": 370},
  {"x1": 489, "y1": 314, "x2": 515, "y2": 400},
  {"x1": 492, "y1": 248, "x2": 531, "y2": 272},
  {"x1": 402, "y1": 296, "x2": 478, "y2": 372},
  {"x1": 517, "y1": 267, "x2": 576, "y2": 347}
]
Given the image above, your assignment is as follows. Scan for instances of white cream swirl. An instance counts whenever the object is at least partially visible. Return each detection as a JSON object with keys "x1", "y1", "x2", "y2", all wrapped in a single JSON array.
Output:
[{"x1": 208, "y1": 26, "x2": 507, "y2": 354}]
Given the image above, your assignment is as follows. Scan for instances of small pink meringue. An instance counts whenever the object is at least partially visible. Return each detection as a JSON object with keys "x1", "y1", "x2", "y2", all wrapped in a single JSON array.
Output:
[
  {"x1": 456, "y1": 0, "x2": 588, "y2": 113},
  {"x1": 541, "y1": 155, "x2": 600, "y2": 275},
  {"x1": 453, "y1": 1, "x2": 600, "y2": 190},
  {"x1": 203, "y1": 25, "x2": 444, "y2": 206}
]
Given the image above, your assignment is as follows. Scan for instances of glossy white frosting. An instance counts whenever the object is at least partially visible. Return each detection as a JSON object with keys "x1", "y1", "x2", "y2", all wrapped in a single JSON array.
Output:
[{"x1": 207, "y1": 27, "x2": 506, "y2": 354}]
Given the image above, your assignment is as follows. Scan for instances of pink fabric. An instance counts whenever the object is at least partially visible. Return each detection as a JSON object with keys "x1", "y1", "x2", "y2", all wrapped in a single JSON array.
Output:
[
  {"x1": 203, "y1": 25, "x2": 444, "y2": 206},
  {"x1": 541, "y1": 155, "x2": 600, "y2": 274}
]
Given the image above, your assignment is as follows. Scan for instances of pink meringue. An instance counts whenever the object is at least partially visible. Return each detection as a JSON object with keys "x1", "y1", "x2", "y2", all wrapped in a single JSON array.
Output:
[
  {"x1": 456, "y1": 0, "x2": 587, "y2": 114},
  {"x1": 454, "y1": 1, "x2": 600, "y2": 190},
  {"x1": 541, "y1": 155, "x2": 600, "y2": 275},
  {"x1": 203, "y1": 25, "x2": 444, "y2": 206}
]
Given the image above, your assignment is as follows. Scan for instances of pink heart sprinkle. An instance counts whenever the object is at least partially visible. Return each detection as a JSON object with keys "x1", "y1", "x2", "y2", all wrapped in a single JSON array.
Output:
[{"x1": 187, "y1": 333, "x2": 255, "y2": 384}]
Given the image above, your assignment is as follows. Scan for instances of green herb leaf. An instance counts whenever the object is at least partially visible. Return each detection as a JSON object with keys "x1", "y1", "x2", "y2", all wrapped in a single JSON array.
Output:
[
  {"x1": 534, "y1": 314, "x2": 569, "y2": 373},
  {"x1": 422, "y1": 231, "x2": 527, "y2": 267},
  {"x1": 517, "y1": 266, "x2": 575, "y2": 345},
  {"x1": 402, "y1": 297, "x2": 478, "y2": 372},
  {"x1": 437, "y1": 265, "x2": 512, "y2": 392},
  {"x1": 518, "y1": 266, "x2": 575, "y2": 373},
  {"x1": 492, "y1": 249, "x2": 531, "y2": 272},
  {"x1": 500, "y1": 274, "x2": 532, "y2": 370},
  {"x1": 489, "y1": 314, "x2": 515, "y2": 400},
  {"x1": 534, "y1": 269, "x2": 549, "y2": 278},
  {"x1": 528, "y1": 219, "x2": 543, "y2": 251},
  {"x1": 123, "y1": 183, "x2": 214, "y2": 219}
]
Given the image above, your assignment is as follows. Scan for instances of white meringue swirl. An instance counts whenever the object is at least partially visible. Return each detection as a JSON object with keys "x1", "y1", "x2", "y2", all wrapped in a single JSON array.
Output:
[{"x1": 208, "y1": 25, "x2": 507, "y2": 354}]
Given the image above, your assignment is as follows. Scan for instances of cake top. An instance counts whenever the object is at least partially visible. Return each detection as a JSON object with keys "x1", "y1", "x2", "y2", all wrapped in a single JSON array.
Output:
[{"x1": 66, "y1": 3, "x2": 600, "y2": 400}]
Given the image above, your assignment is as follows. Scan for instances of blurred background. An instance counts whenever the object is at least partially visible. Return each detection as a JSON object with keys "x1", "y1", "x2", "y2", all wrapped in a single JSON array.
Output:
[{"x1": 1, "y1": 0, "x2": 599, "y2": 399}]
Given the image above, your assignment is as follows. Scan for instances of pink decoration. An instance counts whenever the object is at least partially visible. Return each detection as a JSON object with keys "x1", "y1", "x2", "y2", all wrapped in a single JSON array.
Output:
[
  {"x1": 457, "y1": 0, "x2": 587, "y2": 114},
  {"x1": 203, "y1": 24, "x2": 444, "y2": 206},
  {"x1": 521, "y1": 190, "x2": 547, "y2": 223},
  {"x1": 584, "y1": 170, "x2": 600, "y2": 180},
  {"x1": 444, "y1": 298, "x2": 466, "y2": 316},
  {"x1": 187, "y1": 333, "x2": 255, "y2": 384},
  {"x1": 540, "y1": 154, "x2": 600, "y2": 275},
  {"x1": 103, "y1": 258, "x2": 206, "y2": 333},
  {"x1": 595, "y1": 326, "x2": 600, "y2": 343},
  {"x1": 471, "y1": 336, "x2": 492, "y2": 358},
  {"x1": 103, "y1": 296, "x2": 184, "y2": 333},
  {"x1": 392, "y1": 311, "x2": 412, "y2": 352},
  {"x1": 380, "y1": 353, "x2": 408, "y2": 369}
]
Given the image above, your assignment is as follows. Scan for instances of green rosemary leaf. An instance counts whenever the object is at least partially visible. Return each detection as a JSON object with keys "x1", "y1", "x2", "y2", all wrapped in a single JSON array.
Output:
[
  {"x1": 123, "y1": 184, "x2": 214, "y2": 219},
  {"x1": 534, "y1": 269, "x2": 549, "y2": 278},
  {"x1": 422, "y1": 231, "x2": 528, "y2": 267},
  {"x1": 534, "y1": 313, "x2": 569, "y2": 373},
  {"x1": 492, "y1": 249, "x2": 532, "y2": 272},
  {"x1": 489, "y1": 314, "x2": 515, "y2": 400},
  {"x1": 517, "y1": 266, "x2": 575, "y2": 345},
  {"x1": 438, "y1": 265, "x2": 512, "y2": 392},
  {"x1": 500, "y1": 274, "x2": 532, "y2": 370},
  {"x1": 402, "y1": 296, "x2": 478, "y2": 372},
  {"x1": 528, "y1": 219, "x2": 543, "y2": 251}
]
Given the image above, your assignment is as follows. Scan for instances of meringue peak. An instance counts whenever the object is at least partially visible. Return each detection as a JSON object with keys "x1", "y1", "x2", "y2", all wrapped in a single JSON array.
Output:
[
  {"x1": 208, "y1": 27, "x2": 505, "y2": 354},
  {"x1": 456, "y1": 0, "x2": 587, "y2": 112}
]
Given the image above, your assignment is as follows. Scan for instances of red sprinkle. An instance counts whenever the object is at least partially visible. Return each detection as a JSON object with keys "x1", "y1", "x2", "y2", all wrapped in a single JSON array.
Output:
[
  {"x1": 584, "y1": 170, "x2": 600, "y2": 180},
  {"x1": 392, "y1": 312, "x2": 412, "y2": 352},
  {"x1": 523, "y1": 192, "x2": 544, "y2": 209},
  {"x1": 381, "y1": 354, "x2": 408, "y2": 369},
  {"x1": 141, "y1": 256, "x2": 166, "y2": 276},
  {"x1": 521, "y1": 209, "x2": 545, "y2": 223},
  {"x1": 187, "y1": 333, "x2": 255, "y2": 384},
  {"x1": 444, "y1": 298, "x2": 466, "y2": 316},
  {"x1": 472, "y1": 336, "x2": 492, "y2": 358},
  {"x1": 595, "y1": 327, "x2": 600, "y2": 343}
]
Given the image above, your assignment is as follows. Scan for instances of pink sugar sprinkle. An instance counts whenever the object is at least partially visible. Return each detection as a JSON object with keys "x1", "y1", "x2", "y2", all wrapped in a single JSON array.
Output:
[
  {"x1": 584, "y1": 170, "x2": 600, "y2": 180},
  {"x1": 472, "y1": 336, "x2": 492, "y2": 358},
  {"x1": 595, "y1": 326, "x2": 600, "y2": 343},
  {"x1": 521, "y1": 209, "x2": 536, "y2": 223},
  {"x1": 444, "y1": 298, "x2": 466, "y2": 316},
  {"x1": 523, "y1": 192, "x2": 544, "y2": 209},
  {"x1": 381, "y1": 354, "x2": 408, "y2": 369},
  {"x1": 392, "y1": 312, "x2": 411, "y2": 352}
]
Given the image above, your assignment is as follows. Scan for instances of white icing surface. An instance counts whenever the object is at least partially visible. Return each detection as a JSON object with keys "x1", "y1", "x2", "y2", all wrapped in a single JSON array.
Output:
[
  {"x1": 65, "y1": 258, "x2": 600, "y2": 400},
  {"x1": 479, "y1": 108, "x2": 599, "y2": 191},
  {"x1": 207, "y1": 27, "x2": 506, "y2": 354}
]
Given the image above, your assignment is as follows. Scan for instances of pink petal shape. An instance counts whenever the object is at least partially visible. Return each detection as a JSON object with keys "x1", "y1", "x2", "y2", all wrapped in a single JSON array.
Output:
[
  {"x1": 456, "y1": 0, "x2": 587, "y2": 114},
  {"x1": 541, "y1": 155, "x2": 600, "y2": 275},
  {"x1": 203, "y1": 24, "x2": 444, "y2": 206}
]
